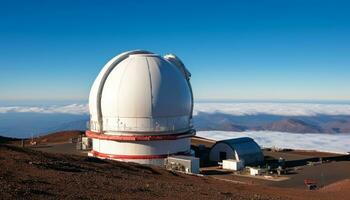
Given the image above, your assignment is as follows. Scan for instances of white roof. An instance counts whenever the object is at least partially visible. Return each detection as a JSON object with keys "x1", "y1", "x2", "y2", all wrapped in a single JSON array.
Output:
[{"x1": 89, "y1": 50, "x2": 193, "y2": 134}]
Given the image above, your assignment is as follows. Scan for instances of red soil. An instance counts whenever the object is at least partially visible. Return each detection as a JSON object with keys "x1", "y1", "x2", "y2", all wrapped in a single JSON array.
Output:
[
  {"x1": 321, "y1": 179, "x2": 350, "y2": 192},
  {"x1": 34, "y1": 131, "x2": 83, "y2": 144},
  {"x1": 9, "y1": 131, "x2": 84, "y2": 145},
  {"x1": 1, "y1": 132, "x2": 349, "y2": 199},
  {"x1": 0, "y1": 143, "x2": 348, "y2": 200}
]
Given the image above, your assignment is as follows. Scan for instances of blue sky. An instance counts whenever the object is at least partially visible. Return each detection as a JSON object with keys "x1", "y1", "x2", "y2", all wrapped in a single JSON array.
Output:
[{"x1": 0, "y1": 0, "x2": 349, "y2": 103}]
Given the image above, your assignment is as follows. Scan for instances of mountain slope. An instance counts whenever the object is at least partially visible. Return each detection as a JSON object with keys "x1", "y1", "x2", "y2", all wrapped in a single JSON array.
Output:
[
  {"x1": 263, "y1": 119, "x2": 323, "y2": 133},
  {"x1": 323, "y1": 120, "x2": 350, "y2": 133},
  {"x1": 1, "y1": 144, "x2": 344, "y2": 200},
  {"x1": 0, "y1": 135, "x2": 19, "y2": 143}
]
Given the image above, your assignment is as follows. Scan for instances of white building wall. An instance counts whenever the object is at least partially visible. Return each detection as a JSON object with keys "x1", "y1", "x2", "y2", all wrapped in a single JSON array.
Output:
[
  {"x1": 222, "y1": 159, "x2": 244, "y2": 171},
  {"x1": 92, "y1": 138, "x2": 190, "y2": 156},
  {"x1": 112, "y1": 158, "x2": 166, "y2": 166},
  {"x1": 249, "y1": 167, "x2": 266, "y2": 176},
  {"x1": 209, "y1": 143, "x2": 235, "y2": 162},
  {"x1": 99, "y1": 116, "x2": 191, "y2": 133}
]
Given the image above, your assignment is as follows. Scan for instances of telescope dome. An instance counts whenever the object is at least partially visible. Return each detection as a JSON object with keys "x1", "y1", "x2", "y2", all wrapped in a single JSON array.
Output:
[
  {"x1": 87, "y1": 50, "x2": 195, "y2": 165},
  {"x1": 88, "y1": 50, "x2": 193, "y2": 135}
]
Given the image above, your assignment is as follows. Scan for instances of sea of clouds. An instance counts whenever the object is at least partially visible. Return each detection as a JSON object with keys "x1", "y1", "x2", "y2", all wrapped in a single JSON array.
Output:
[
  {"x1": 193, "y1": 102, "x2": 350, "y2": 116},
  {"x1": 197, "y1": 131, "x2": 350, "y2": 154},
  {"x1": 0, "y1": 104, "x2": 88, "y2": 115},
  {"x1": 1, "y1": 102, "x2": 350, "y2": 116},
  {"x1": 1, "y1": 102, "x2": 350, "y2": 153}
]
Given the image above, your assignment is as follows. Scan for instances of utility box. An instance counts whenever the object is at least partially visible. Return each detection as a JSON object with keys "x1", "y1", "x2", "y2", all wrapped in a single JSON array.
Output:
[
  {"x1": 82, "y1": 137, "x2": 92, "y2": 150},
  {"x1": 222, "y1": 159, "x2": 244, "y2": 171},
  {"x1": 165, "y1": 156, "x2": 200, "y2": 174},
  {"x1": 248, "y1": 167, "x2": 266, "y2": 176}
]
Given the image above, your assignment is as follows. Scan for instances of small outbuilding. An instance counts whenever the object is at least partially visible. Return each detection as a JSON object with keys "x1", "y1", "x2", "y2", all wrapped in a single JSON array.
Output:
[
  {"x1": 209, "y1": 137, "x2": 264, "y2": 166},
  {"x1": 165, "y1": 155, "x2": 200, "y2": 174},
  {"x1": 222, "y1": 159, "x2": 244, "y2": 171},
  {"x1": 248, "y1": 167, "x2": 266, "y2": 176}
]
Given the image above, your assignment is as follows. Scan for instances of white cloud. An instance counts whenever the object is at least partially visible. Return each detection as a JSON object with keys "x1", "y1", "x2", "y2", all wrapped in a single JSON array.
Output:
[
  {"x1": 1, "y1": 103, "x2": 350, "y2": 153},
  {"x1": 194, "y1": 102, "x2": 350, "y2": 116},
  {"x1": 0, "y1": 104, "x2": 88, "y2": 115},
  {"x1": 1, "y1": 102, "x2": 350, "y2": 117},
  {"x1": 197, "y1": 131, "x2": 350, "y2": 154}
]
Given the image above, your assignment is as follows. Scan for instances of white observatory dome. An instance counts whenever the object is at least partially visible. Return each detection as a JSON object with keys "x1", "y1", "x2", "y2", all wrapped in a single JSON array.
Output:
[{"x1": 86, "y1": 50, "x2": 195, "y2": 165}]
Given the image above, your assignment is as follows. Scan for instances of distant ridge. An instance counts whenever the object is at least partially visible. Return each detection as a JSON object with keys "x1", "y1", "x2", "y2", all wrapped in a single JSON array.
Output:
[
  {"x1": 263, "y1": 119, "x2": 322, "y2": 133},
  {"x1": 34, "y1": 130, "x2": 84, "y2": 144},
  {"x1": 0, "y1": 135, "x2": 19, "y2": 143},
  {"x1": 194, "y1": 112, "x2": 350, "y2": 134}
]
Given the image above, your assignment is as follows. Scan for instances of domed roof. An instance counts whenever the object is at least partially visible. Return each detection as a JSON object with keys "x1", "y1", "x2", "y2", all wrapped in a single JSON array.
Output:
[{"x1": 89, "y1": 50, "x2": 193, "y2": 135}]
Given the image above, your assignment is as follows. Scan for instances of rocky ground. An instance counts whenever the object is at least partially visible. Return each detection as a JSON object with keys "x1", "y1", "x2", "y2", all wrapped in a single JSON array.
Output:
[{"x1": 1, "y1": 143, "x2": 350, "y2": 200}]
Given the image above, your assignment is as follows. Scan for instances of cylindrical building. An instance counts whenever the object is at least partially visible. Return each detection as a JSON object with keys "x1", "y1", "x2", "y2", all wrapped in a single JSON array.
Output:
[{"x1": 86, "y1": 50, "x2": 195, "y2": 165}]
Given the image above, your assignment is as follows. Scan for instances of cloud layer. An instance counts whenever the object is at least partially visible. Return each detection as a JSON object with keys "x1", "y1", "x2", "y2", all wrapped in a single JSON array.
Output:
[
  {"x1": 197, "y1": 131, "x2": 350, "y2": 154},
  {"x1": 1, "y1": 102, "x2": 350, "y2": 117},
  {"x1": 1, "y1": 103, "x2": 349, "y2": 152},
  {"x1": 194, "y1": 102, "x2": 350, "y2": 116},
  {"x1": 0, "y1": 104, "x2": 88, "y2": 115}
]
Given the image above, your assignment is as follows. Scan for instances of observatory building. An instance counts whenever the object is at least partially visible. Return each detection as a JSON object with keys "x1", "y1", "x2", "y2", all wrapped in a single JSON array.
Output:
[
  {"x1": 209, "y1": 137, "x2": 264, "y2": 165},
  {"x1": 86, "y1": 50, "x2": 195, "y2": 165}
]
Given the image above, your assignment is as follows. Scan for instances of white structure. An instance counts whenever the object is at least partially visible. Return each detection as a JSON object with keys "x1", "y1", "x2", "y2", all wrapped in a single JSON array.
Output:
[
  {"x1": 222, "y1": 159, "x2": 245, "y2": 171},
  {"x1": 81, "y1": 137, "x2": 92, "y2": 150},
  {"x1": 209, "y1": 137, "x2": 264, "y2": 165},
  {"x1": 86, "y1": 50, "x2": 195, "y2": 165},
  {"x1": 166, "y1": 155, "x2": 200, "y2": 174},
  {"x1": 248, "y1": 167, "x2": 266, "y2": 176}
]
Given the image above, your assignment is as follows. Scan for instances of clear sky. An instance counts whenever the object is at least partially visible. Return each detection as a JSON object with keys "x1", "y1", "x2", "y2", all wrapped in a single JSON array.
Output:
[{"x1": 0, "y1": 0, "x2": 349, "y2": 102}]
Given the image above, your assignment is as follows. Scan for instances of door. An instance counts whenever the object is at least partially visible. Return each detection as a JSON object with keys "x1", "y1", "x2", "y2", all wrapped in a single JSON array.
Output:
[{"x1": 219, "y1": 151, "x2": 227, "y2": 161}]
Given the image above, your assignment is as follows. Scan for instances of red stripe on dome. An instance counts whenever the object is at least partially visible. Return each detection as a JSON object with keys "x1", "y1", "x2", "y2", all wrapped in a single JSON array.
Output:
[
  {"x1": 86, "y1": 130, "x2": 194, "y2": 141},
  {"x1": 90, "y1": 150, "x2": 189, "y2": 159}
]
